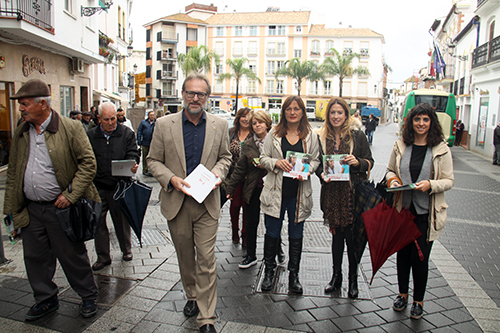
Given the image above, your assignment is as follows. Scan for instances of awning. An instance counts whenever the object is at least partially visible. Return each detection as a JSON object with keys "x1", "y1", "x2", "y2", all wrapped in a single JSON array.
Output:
[{"x1": 94, "y1": 89, "x2": 128, "y2": 102}]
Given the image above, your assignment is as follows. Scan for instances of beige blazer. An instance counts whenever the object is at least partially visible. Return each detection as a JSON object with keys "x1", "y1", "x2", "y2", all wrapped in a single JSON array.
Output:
[{"x1": 147, "y1": 111, "x2": 232, "y2": 221}]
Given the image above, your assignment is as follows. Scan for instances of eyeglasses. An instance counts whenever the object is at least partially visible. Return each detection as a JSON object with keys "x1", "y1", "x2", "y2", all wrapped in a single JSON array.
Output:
[{"x1": 184, "y1": 91, "x2": 208, "y2": 99}]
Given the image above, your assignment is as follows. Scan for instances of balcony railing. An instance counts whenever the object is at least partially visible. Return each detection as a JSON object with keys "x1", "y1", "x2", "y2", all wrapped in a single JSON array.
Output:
[
  {"x1": 156, "y1": 89, "x2": 176, "y2": 98},
  {"x1": 477, "y1": 0, "x2": 486, "y2": 7},
  {"x1": 0, "y1": 0, "x2": 53, "y2": 31},
  {"x1": 248, "y1": 48, "x2": 258, "y2": 56},
  {"x1": 157, "y1": 70, "x2": 177, "y2": 80},
  {"x1": 159, "y1": 50, "x2": 176, "y2": 60},
  {"x1": 360, "y1": 48, "x2": 370, "y2": 57},
  {"x1": 161, "y1": 33, "x2": 178, "y2": 44},
  {"x1": 472, "y1": 35, "x2": 500, "y2": 69}
]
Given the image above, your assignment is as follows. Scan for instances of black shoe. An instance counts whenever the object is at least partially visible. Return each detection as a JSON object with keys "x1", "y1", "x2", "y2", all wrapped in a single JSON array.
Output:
[
  {"x1": 81, "y1": 299, "x2": 98, "y2": 318},
  {"x1": 261, "y1": 234, "x2": 278, "y2": 292},
  {"x1": 289, "y1": 271, "x2": 303, "y2": 294},
  {"x1": 494, "y1": 162, "x2": 498, "y2": 165},
  {"x1": 122, "y1": 253, "x2": 133, "y2": 261},
  {"x1": 410, "y1": 302, "x2": 423, "y2": 319},
  {"x1": 393, "y1": 295, "x2": 408, "y2": 311},
  {"x1": 348, "y1": 274, "x2": 359, "y2": 299},
  {"x1": 199, "y1": 323, "x2": 216, "y2": 333},
  {"x1": 325, "y1": 272, "x2": 342, "y2": 293},
  {"x1": 92, "y1": 261, "x2": 111, "y2": 271},
  {"x1": 183, "y1": 300, "x2": 199, "y2": 317},
  {"x1": 25, "y1": 295, "x2": 59, "y2": 321},
  {"x1": 239, "y1": 256, "x2": 257, "y2": 269}
]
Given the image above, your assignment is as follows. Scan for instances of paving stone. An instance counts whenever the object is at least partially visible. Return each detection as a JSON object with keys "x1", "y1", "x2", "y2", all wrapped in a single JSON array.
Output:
[
  {"x1": 424, "y1": 312, "x2": 456, "y2": 328},
  {"x1": 307, "y1": 319, "x2": 340, "y2": 332},
  {"x1": 441, "y1": 308, "x2": 473, "y2": 323},
  {"x1": 130, "y1": 320, "x2": 161, "y2": 333},
  {"x1": 285, "y1": 297, "x2": 317, "y2": 311},
  {"x1": 356, "y1": 326, "x2": 386, "y2": 333},
  {"x1": 449, "y1": 321, "x2": 483, "y2": 333},
  {"x1": 283, "y1": 322, "x2": 313, "y2": 332},
  {"x1": 307, "y1": 306, "x2": 338, "y2": 321},
  {"x1": 284, "y1": 309, "x2": 316, "y2": 325},
  {"x1": 353, "y1": 312, "x2": 386, "y2": 327},
  {"x1": 220, "y1": 321, "x2": 266, "y2": 333},
  {"x1": 84, "y1": 317, "x2": 135, "y2": 333},
  {"x1": 258, "y1": 314, "x2": 293, "y2": 329},
  {"x1": 144, "y1": 308, "x2": 187, "y2": 326},
  {"x1": 379, "y1": 321, "x2": 413, "y2": 332},
  {"x1": 330, "y1": 303, "x2": 361, "y2": 317},
  {"x1": 0, "y1": 300, "x2": 25, "y2": 317},
  {"x1": 375, "y1": 308, "x2": 409, "y2": 323},
  {"x1": 129, "y1": 286, "x2": 168, "y2": 301},
  {"x1": 352, "y1": 300, "x2": 382, "y2": 313},
  {"x1": 429, "y1": 327, "x2": 459, "y2": 333},
  {"x1": 330, "y1": 316, "x2": 364, "y2": 331},
  {"x1": 401, "y1": 318, "x2": 436, "y2": 332},
  {"x1": 117, "y1": 295, "x2": 158, "y2": 312}
]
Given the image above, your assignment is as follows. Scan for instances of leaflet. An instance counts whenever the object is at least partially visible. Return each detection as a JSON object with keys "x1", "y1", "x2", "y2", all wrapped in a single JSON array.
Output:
[
  {"x1": 183, "y1": 164, "x2": 220, "y2": 204},
  {"x1": 111, "y1": 160, "x2": 136, "y2": 177},
  {"x1": 323, "y1": 154, "x2": 350, "y2": 181},
  {"x1": 283, "y1": 151, "x2": 312, "y2": 180}
]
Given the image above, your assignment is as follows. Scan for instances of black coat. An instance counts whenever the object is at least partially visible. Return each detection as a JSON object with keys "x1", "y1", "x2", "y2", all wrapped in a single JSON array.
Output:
[
  {"x1": 87, "y1": 124, "x2": 140, "y2": 190},
  {"x1": 494, "y1": 125, "x2": 500, "y2": 145}
]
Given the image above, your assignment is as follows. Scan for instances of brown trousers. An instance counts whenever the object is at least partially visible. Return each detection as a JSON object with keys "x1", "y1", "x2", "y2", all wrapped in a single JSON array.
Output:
[
  {"x1": 24, "y1": 201, "x2": 98, "y2": 303},
  {"x1": 168, "y1": 196, "x2": 218, "y2": 327}
]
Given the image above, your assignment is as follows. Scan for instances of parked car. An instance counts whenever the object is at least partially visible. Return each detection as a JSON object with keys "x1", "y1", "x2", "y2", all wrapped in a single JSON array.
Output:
[
  {"x1": 211, "y1": 109, "x2": 232, "y2": 120},
  {"x1": 306, "y1": 107, "x2": 315, "y2": 121}
]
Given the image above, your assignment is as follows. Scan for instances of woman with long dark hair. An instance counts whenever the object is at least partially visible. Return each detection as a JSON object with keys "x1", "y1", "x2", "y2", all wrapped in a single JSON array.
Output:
[
  {"x1": 227, "y1": 107, "x2": 252, "y2": 246},
  {"x1": 259, "y1": 96, "x2": 320, "y2": 294},
  {"x1": 318, "y1": 97, "x2": 374, "y2": 299},
  {"x1": 387, "y1": 103, "x2": 454, "y2": 319}
]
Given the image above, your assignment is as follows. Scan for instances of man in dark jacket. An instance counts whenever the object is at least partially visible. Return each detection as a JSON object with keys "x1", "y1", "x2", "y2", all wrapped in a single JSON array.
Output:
[
  {"x1": 87, "y1": 102, "x2": 140, "y2": 270},
  {"x1": 494, "y1": 121, "x2": 500, "y2": 165},
  {"x1": 364, "y1": 113, "x2": 378, "y2": 145},
  {"x1": 137, "y1": 110, "x2": 155, "y2": 176}
]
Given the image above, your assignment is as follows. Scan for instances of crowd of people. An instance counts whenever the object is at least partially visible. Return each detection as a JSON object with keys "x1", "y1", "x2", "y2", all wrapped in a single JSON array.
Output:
[{"x1": 3, "y1": 75, "x2": 455, "y2": 333}]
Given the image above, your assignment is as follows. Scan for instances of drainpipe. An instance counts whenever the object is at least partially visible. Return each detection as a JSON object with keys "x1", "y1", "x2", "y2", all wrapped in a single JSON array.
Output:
[{"x1": 474, "y1": 17, "x2": 480, "y2": 48}]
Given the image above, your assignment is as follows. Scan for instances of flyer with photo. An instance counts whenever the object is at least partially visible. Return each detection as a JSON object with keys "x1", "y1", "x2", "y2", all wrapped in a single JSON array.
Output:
[
  {"x1": 283, "y1": 151, "x2": 312, "y2": 180},
  {"x1": 323, "y1": 154, "x2": 350, "y2": 181}
]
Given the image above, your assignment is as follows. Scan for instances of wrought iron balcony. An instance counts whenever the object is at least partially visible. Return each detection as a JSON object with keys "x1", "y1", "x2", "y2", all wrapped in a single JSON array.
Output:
[
  {"x1": 472, "y1": 35, "x2": 500, "y2": 69},
  {"x1": 0, "y1": 0, "x2": 53, "y2": 31}
]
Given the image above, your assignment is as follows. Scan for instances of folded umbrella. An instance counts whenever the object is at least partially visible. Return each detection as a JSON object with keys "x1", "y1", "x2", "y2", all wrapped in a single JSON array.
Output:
[
  {"x1": 113, "y1": 179, "x2": 152, "y2": 247},
  {"x1": 362, "y1": 201, "x2": 422, "y2": 284}
]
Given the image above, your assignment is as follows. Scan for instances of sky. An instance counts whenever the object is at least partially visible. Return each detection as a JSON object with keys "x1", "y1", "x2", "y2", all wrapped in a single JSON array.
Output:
[{"x1": 129, "y1": 0, "x2": 454, "y2": 86}]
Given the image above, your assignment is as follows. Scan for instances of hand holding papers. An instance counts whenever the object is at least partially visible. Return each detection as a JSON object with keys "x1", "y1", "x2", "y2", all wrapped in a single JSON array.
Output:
[
  {"x1": 386, "y1": 183, "x2": 417, "y2": 192},
  {"x1": 182, "y1": 164, "x2": 221, "y2": 203},
  {"x1": 111, "y1": 160, "x2": 136, "y2": 177}
]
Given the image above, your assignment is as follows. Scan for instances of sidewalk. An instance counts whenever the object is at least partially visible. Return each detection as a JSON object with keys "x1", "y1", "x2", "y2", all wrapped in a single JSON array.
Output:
[{"x1": 0, "y1": 122, "x2": 499, "y2": 332}]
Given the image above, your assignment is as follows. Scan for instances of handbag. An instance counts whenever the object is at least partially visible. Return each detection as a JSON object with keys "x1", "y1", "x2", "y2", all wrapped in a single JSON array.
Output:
[
  {"x1": 55, "y1": 184, "x2": 102, "y2": 242},
  {"x1": 375, "y1": 173, "x2": 394, "y2": 207}
]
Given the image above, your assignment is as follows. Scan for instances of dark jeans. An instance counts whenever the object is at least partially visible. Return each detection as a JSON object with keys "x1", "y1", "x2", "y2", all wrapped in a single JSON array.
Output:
[
  {"x1": 230, "y1": 182, "x2": 246, "y2": 242},
  {"x1": 396, "y1": 212, "x2": 433, "y2": 302},
  {"x1": 494, "y1": 144, "x2": 500, "y2": 164},
  {"x1": 265, "y1": 196, "x2": 304, "y2": 240},
  {"x1": 142, "y1": 145, "x2": 150, "y2": 172},
  {"x1": 366, "y1": 130, "x2": 374, "y2": 144},
  {"x1": 332, "y1": 226, "x2": 356, "y2": 274},
  {"x1": 245, "y1": 187, "x2": 262, "y2": 258}
]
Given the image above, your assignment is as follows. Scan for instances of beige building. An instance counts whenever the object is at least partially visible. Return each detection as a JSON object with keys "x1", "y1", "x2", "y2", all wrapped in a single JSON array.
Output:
[{"x1": 145, "y1": 3, "x2": 386, "y2": 118}]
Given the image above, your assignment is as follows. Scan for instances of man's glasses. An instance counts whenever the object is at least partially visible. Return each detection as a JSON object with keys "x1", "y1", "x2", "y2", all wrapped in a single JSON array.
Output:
[{"x1": 185, "y1": 91, "x2": 208, "y2": 100}]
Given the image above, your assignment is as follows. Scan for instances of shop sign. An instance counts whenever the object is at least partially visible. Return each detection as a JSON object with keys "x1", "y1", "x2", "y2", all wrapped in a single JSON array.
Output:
[{"x1": 22, "y1": 54, "x2": 46, "y2": 77}]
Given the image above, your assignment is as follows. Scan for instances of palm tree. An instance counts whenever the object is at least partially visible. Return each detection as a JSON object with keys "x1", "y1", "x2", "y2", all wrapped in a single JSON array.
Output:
[
  {"x1": 320, "y1": 48, "x2": 370, "y2": 97},
  {"x1": 274, "y1": 58, "x2": 324, "y2": 96},
  {"x1": 218, "y1": 57, "x2": 261, "y2": 113},
  {"x1": 177, "y1": 45, "x2": 220, "y2": 75}
]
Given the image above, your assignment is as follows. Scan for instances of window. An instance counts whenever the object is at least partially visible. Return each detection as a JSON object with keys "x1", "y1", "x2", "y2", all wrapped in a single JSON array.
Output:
[
  {"x1": 146, "y1": 83, "x2": 151, "y2": 96},
  {"x1": 234, "y1": 26, "x2": 243, "y2": 36},
  {"x1": 267, "y1": 61, "x2": 275, "y2": 75},
  {"x1": 343, "y1": 41, "x2": 353, "y2": 56},
  {"x1": 296, "y1": 26, "x2": 302, "y2": 33},
  {"x1": 358, "y1": 82, "x2": 368, "y2": 96},
  {"x1": 146, "y1": 29, "x2": 151, "y2": 42},
  {"x1": 64, "y1": 0, "x2": 72, "y2": 13},
  {"x1": 163, "y1": 82, "x2": 174, "y2": 96},
  {"x1": 215, "y1": 42, "x2": 224, "y2": 56},
  {"x1": 360, "y1": 41, "x2": 369, "y2": 57},
  {"x1": 276, "y1": 80, "x2": 284, "y2": 94},
  {"x1": 233, "y1": 41, "x2": 243, "y2": 56},
  {"x1": 342, "y1": 81, "x2": 351, "y2": 96},
  {"x1": 118, "y1": 6, "x2": 123, "y2": 39},
  {"x1": 267, "y1": 80, "x2": 274, "y2": 94},
  {"x1": 249, "y1": 26, "x2": 257, "y2": 36},
  {"x1": 277, "y1": 25, "x2": 285, "y2": 35},
  {"x1": 146, "y1": 47, "x2": 151, "y2": 60},
  {"x1": 268, "y1": 26, "x2": 276, "y2": 36},
  {"x1": 215, "y1": 64, "x2": 223, "y2": 74},
  {"x1": 60, "y1": 86, "x2": 74, "y2": 117},
  {"x1": 216, "y1": 27, "x2": 224, "y2": 36},
  {"x1": 215, "y1": 81, "x2": 223, "y2": 93},
  {"x1": 359, "y1": 61, "x2": 369, "y2": 77},
  {"x1": 248, "y1": 41, "x2": 257, "y2": 55},
  {"x1": 311, "y1": 40, "x2": 320, "y2": 55},
  {"x1": 325, "y1": 40, "x2": 334, "y2": 55},
  {"x1": 267, "y1": 42, "x2": 276, "y2": 55},
  {"x1": 146, "y1": 65, "x2": 151, "y2": 78},
  {"x1": 294, "y1": 49, "x2": 302, "y2": 58},
  {"x1": 277, "y1": 42, "x2": 285, "y2": 55},
  {"x1": 187, "y1": 28, "x2": 197, "y2": 41},
  {"x1": 249, "y1": 60, "x2": 257, "y2": 73},
  {"x1": 310, "y1": 81, "x2": 319, "y2": 95},
  {"x1": 277, "y1": 60, "x2": 285, "y2": 71},
  {"x1": 324, "y1": 81, "x2": 332, "y2": 95},
  {"x1": 248, "y1": 80, "x2": 257, "y2": 93}
]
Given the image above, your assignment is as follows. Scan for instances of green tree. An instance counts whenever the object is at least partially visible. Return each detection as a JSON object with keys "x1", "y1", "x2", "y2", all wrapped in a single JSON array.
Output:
[
  {"x1": 274, "y1": 58, "x2": 324, "y2": 96},
  {"x1": 177, "y1": 45, "x2": 220, "y2": 75},
  {"x1": 320, "y1": 48, "x2": 370, "y2": 97},
  {"x1": 218, "y1": 57, "x2": 261, "y2": 112}
]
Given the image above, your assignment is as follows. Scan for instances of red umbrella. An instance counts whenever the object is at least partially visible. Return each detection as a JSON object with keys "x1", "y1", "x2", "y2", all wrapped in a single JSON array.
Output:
[{"x1": 362, "y1": 201, "x2": 423, "y2": 284}]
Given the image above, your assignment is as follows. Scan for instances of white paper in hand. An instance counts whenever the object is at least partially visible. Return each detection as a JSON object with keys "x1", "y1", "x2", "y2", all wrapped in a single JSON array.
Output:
[{"x1": 183, "y1": 164, "x2": 220, "y2": 204}]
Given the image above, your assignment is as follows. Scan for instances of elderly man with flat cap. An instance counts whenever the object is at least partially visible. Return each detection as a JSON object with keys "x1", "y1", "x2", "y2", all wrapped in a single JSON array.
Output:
[{"x1": 3, "y1": 79, "x2": 100, "y2": 320}]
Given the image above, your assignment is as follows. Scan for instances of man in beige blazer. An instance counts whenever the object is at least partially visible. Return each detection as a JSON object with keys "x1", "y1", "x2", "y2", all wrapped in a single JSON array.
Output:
[{"x1": 147, "y1": 73, "x2": 231, "y2": 333}]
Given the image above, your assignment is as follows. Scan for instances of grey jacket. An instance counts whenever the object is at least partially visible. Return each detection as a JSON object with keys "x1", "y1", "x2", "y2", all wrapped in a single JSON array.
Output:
[{"x1": 259, "y1": 128, "x2": 320, "y2": 222}]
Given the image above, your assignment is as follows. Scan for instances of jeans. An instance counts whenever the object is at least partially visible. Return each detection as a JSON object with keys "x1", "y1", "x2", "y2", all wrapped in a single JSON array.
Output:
[
  {"x1": 366, "y1": 130, "x2": 374, "y2": 144},
  {"x1": 264, "y1": 196, "x2": 304, "y2": 240}
]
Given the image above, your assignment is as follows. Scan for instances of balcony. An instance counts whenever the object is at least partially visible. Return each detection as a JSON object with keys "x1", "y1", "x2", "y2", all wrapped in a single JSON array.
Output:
[
  {"x1": 343, "y1": 48, "x2": 353, "y2": 56},
  {"x1": 156, "y1": 89, "x2": 176, "y2": 99},
  {"x1": 161, "y1": 33, "x2": 178, "y2": 44},
  {"x1": 0, "y1": 0, "x2": 53, "y2": 32},
  {"x1": 472, "y1": 35, "x2": 500, "y2": 69},
  {"x1": 248, "y1": 48, "x2": 258, "y2": 56},
  {"x1": 157, "y1": 70, "x2": 177, "y2": 80},
  {"x1": 324, "y1": 50, "x2": 335, "y2": 57},
  {"x1": 310, "y1": 50, "x2": 321, "y2": 57},
  {"x1": 158, "y1": 50, "x2": 176, "y2": 61},
  {"x1": 360, "y1": 48, "x2": 370, "y2": 57}
]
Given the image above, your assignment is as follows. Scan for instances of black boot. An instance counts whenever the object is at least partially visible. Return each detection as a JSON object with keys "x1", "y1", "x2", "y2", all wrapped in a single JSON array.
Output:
[
  {"x1": 348, "y1": 265, "x2": 359, "y2": 299},
  {"x1": 325, "y1": 270, "x2": 342, "y2": 293},
  {"x1": 288, "y1": 237, "x2": 303, "y2": 294},
  {"x1": 261, "y1": 234, "x2": 278, "y2": 292},
  {"x1": 276, "y1": 236, "x2": 285, "y2": 265}
]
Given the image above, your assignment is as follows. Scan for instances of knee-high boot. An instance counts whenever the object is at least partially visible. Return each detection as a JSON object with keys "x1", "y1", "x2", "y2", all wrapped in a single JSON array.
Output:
[
  {"x1": 288, "y1": 237, "x2": 303, "y2": 294},
  {"x1": 261, "y1": 234, "x2": 278, "y2": 292},
  {"x1": 348, "y1": 246, "x2": 359, "y2": 299},
  {"x1": 325, "y1": 236, "x2": 342, "y2": 293},
  {"x1": 276, "y1": 236, "x2": 285, "y2": 265}
]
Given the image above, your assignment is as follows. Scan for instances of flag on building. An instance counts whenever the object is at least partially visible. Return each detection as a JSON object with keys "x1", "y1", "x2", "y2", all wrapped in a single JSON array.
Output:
[{"x1": 433, "y1": 41, "x2": 446, "y2": 77}]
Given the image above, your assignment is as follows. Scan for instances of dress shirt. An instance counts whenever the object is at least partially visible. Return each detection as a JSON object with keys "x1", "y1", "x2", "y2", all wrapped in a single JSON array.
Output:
[{"x1": 182, "y1": 111, "x2": 206, "y2": 176}]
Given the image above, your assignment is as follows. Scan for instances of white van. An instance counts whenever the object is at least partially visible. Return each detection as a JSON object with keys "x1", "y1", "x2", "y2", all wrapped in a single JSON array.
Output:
[{"x1": 306, "y1": 107, "x2": 315, "y2": 121}]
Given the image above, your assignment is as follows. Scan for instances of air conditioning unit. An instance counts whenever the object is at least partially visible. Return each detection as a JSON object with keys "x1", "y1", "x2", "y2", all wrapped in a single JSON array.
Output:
[{"x1": 71, "y1": 58, "x2": 84, "y2": 74}]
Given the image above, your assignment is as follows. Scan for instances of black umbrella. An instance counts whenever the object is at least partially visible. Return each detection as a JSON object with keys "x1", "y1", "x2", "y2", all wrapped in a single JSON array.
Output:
[{"x1": 113, "y1": 179, "x2": 152, "y2": 247}]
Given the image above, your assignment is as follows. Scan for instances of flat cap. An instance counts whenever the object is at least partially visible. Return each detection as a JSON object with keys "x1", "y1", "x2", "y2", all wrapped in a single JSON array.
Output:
[
  {"x1": 10, "y1": 79, "x2": 50, "y2": 100},
  {"x1": 82, "y1": 111, "x2": 92, "y2": 116},
  {"x1": 70, "y1": 110, "x2": 82, "y2": 116}
]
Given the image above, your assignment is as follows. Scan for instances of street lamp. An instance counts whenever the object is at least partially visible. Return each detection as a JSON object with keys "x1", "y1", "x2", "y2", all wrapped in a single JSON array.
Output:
[
  {"x1": 116, "y1": 45, "x2": 133, "y2": 61},
  {"x1": 81, "y1": 1, "x2": 113, "y2": 17}
]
